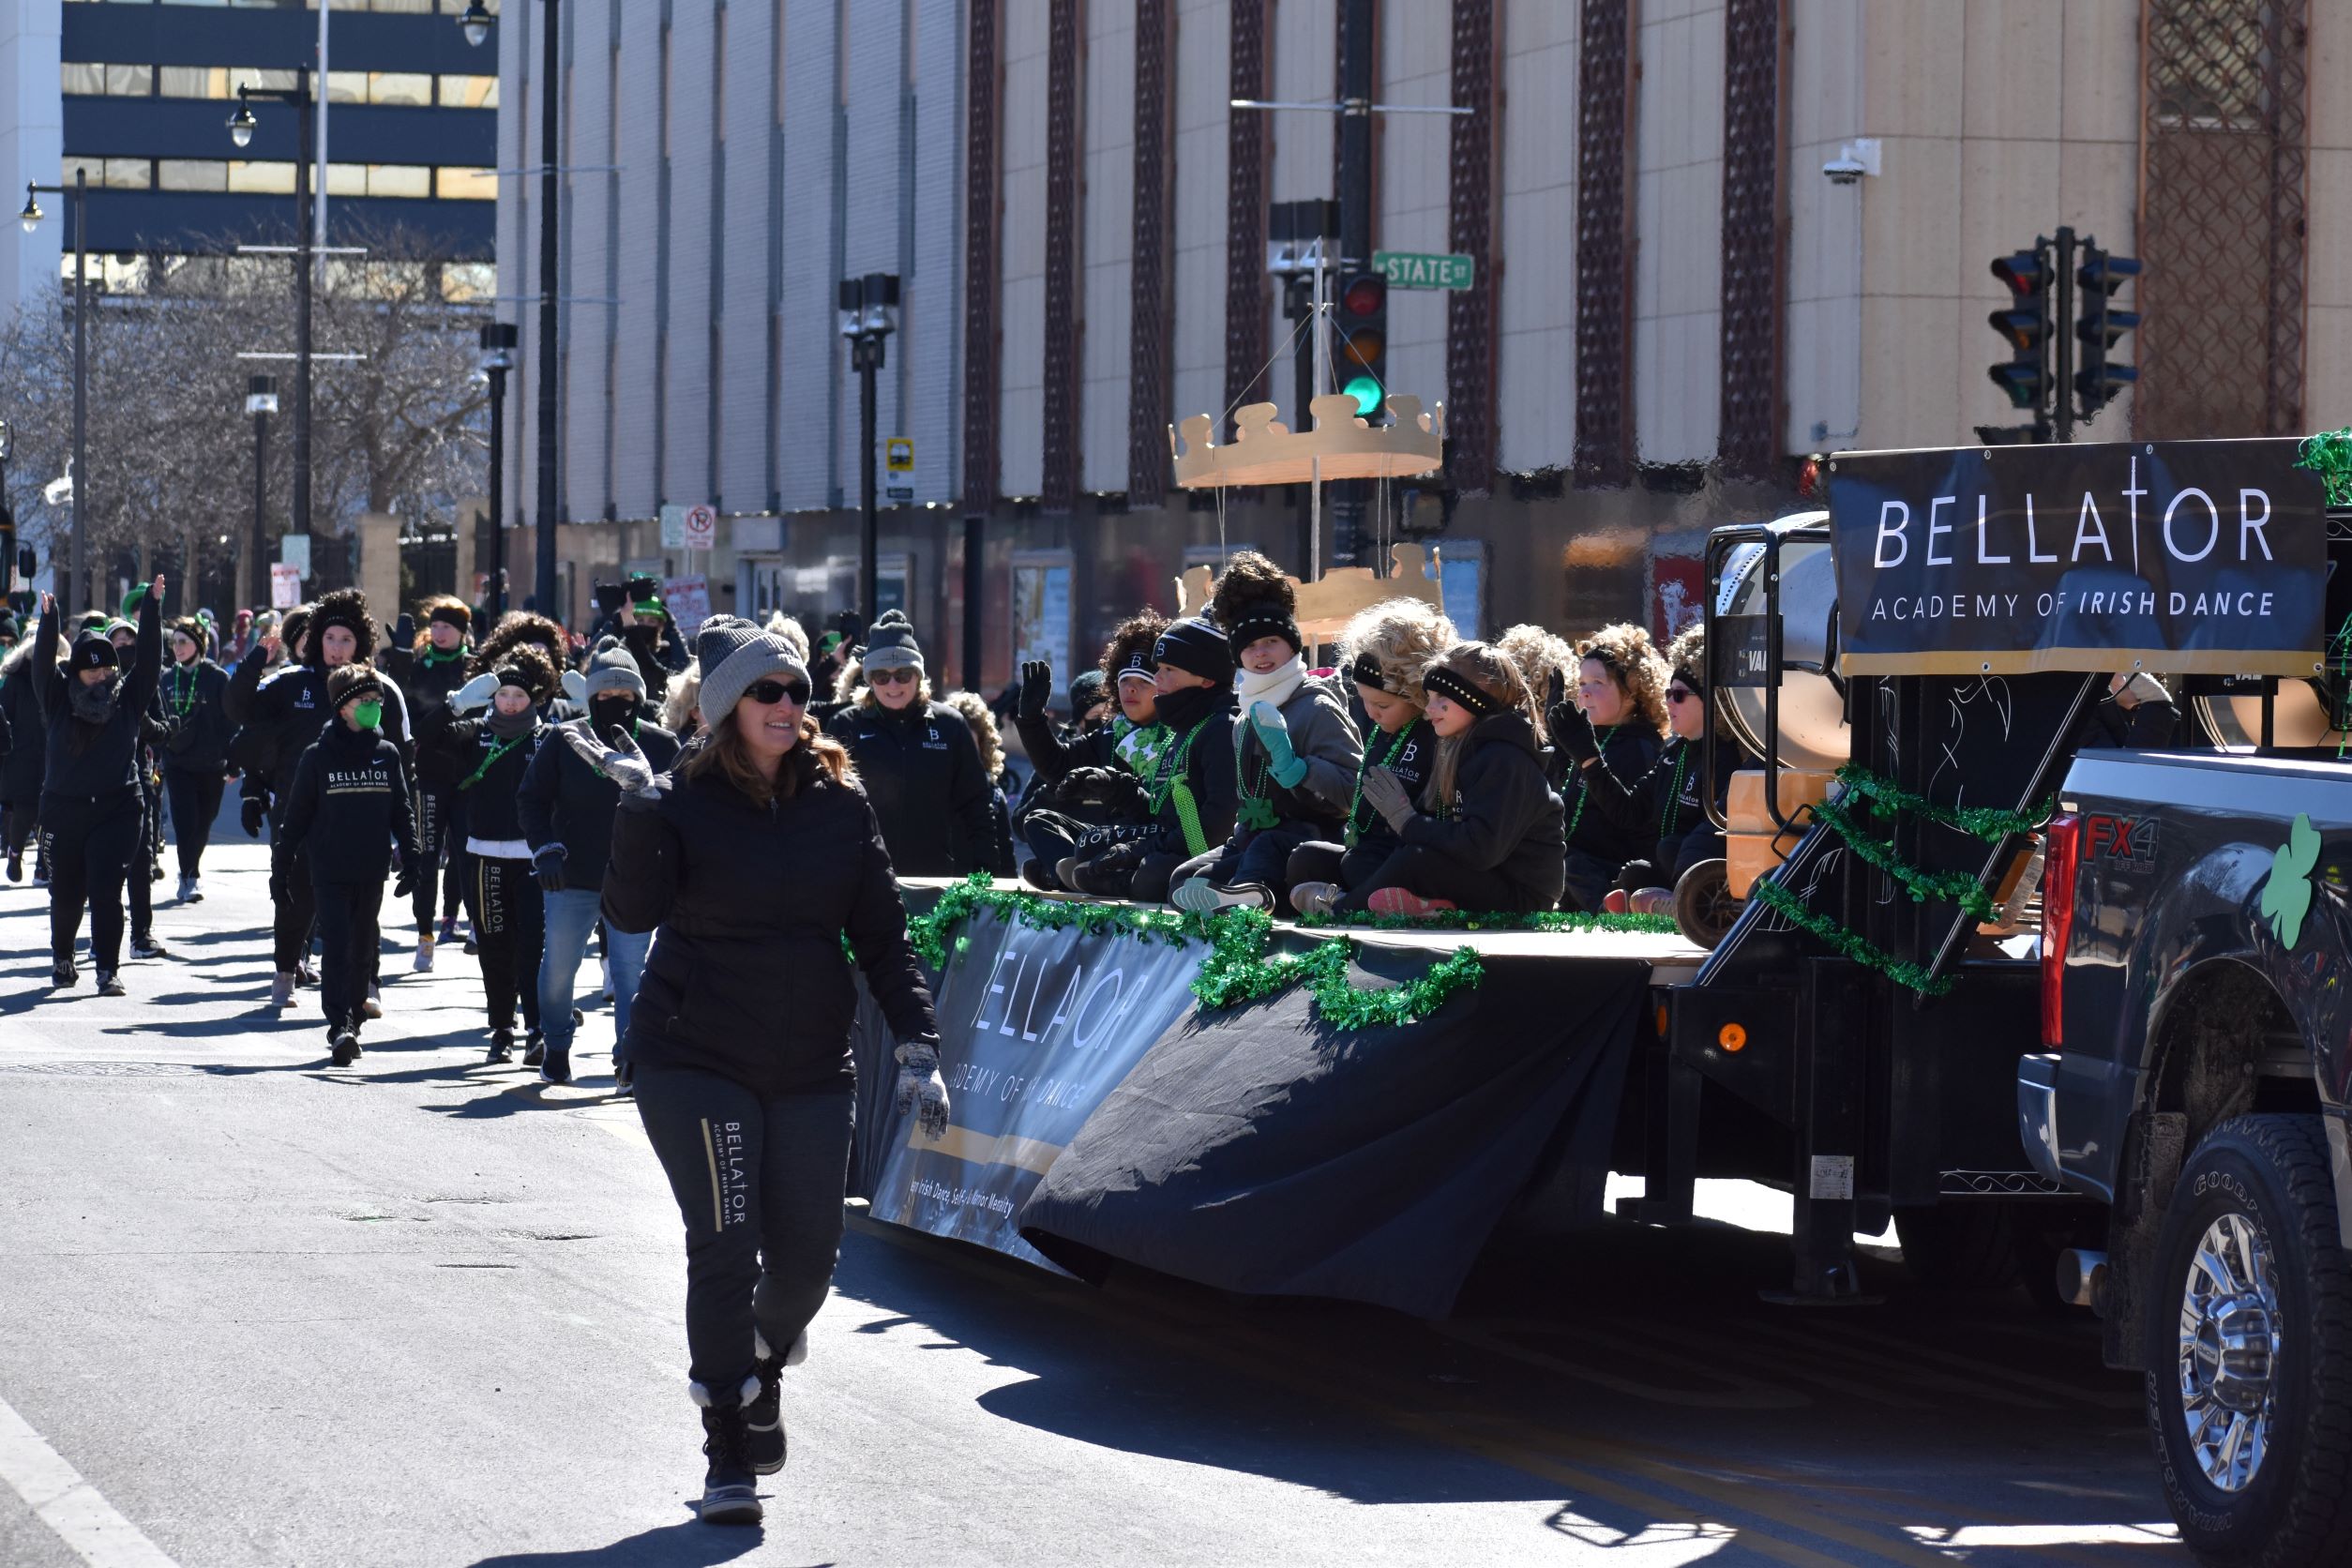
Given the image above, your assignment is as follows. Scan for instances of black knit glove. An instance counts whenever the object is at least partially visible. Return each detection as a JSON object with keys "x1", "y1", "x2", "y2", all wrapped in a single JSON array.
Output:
[
  {"x1": 1063, "y1": 765, "x2": 1151, "y2": 818},
  {"x1": 392, "y1": 864, "x2": 416, "y2": 900},
  {"x1": 392, "y1": 612, "x2": 416, "y2": 650},
  {"x1": 241, "y1": 796, "x2": 265, "y2": 838},
  {"x1": 1017, "y1": 659, "x2": 1053, "y2": 722},
  {"x1": 1550, "y1": 704, "x2": 1601, "y2": 765},
  {"x1": 533, "y1": 843, "x2": 566, "y2": 893}
]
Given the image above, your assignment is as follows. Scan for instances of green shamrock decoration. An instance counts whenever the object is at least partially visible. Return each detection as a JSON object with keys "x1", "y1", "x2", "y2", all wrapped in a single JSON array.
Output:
[
  {"x1": 2297, "y1": 428, "x2": 2352, "y2": 506},
  {"x1": 2259, "y1": 813, "x2": 2321, "y2": 948}
]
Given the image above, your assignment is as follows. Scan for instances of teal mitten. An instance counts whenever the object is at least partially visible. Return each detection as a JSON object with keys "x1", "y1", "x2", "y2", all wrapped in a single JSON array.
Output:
[{"x1": 1248, "y1": 701, "x2": 1307, "y2": 789}]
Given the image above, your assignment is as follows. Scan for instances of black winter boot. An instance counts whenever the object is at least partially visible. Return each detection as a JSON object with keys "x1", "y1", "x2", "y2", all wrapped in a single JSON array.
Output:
[
  {"x1": 689, "y1": 1377, "x2": 763, "y2": 1525},
  {"x1": 745, "y1": 1330, "x2": 802, "y2": 1474}
]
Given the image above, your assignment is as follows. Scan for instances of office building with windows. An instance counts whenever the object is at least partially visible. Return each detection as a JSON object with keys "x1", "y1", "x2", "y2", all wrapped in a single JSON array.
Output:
[{"x1": 2, "y1": 0, "x2": 498, "y2": 308}]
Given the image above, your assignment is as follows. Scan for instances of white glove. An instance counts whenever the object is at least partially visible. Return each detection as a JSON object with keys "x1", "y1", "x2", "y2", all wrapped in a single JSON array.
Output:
[
  {"x1": 561, "y1": 669, "x2": 588, "y2": 706},
  {"x1": 894, "y1": 1038, "x2": 951, "y2": 1140},
  {"x1": 450, "y1": 671, "x2": 499, "y2": 716},
  {"x1": 561, "y1": 720, "x2": 666, "y2": 804}
]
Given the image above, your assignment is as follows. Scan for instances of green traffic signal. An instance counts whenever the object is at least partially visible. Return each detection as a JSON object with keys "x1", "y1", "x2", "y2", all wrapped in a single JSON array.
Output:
[{"x1": 1343, "y1": 375, "x2": 1383, "y2": 416}]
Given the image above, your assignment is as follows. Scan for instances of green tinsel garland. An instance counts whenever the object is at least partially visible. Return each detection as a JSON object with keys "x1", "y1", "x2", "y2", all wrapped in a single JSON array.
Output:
[
  {"x1": 2297, "y1": 428, "x2": 2352, "y2": 507},
  {"x1": 1832, "y1": 764, "x2": 2050, "y2": 841},
  {"x1": 1745, "y1": 761, "x2": 2044, "y2": 996},
  {"x1": 898, "y1": 877, "x2": 1669, "y2": 1031},
  {"x1": 1751, "y1": 876, "x2": 1956, "y2": 997}
]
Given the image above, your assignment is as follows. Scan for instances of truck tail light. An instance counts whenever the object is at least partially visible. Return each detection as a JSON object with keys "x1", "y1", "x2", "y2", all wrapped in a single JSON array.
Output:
[{"x1": 2041, "y1": 814, "x2": 2080, "y2": 1048}]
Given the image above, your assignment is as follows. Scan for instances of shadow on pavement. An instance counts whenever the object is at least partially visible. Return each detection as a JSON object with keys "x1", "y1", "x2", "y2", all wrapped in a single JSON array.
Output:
[{"x1": 466, "y1": 1519, "x2": 793, "y2": 1568}]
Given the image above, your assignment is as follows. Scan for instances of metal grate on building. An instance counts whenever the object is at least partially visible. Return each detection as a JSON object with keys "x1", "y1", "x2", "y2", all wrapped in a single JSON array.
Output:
[{"x1": 1574, "y1": 0, "x2": 1635, "y2": 489}]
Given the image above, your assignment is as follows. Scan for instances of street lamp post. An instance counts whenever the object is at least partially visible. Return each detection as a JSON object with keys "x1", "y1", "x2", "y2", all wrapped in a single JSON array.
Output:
[
  {"x1": 837, "y1": 272, "x2": 898, "y2": 628},
  {"x1": 227, "y1": 70, "x2": 317, "y2": 555},
  {"x1": 479, "y1": 322, "x2": 517, "y2": 627},
  {"x1": 20, "y1": 171, "x2": 90, "y2": 616},
  {"x1": 460, "y1": 1, "x2": 559, "y2": 619},
  {"x1": 245, "y1": 375, "x2": 278, "y2": 611}
]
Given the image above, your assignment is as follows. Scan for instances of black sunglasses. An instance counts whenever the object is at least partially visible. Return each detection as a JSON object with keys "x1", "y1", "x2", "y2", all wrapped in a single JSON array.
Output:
[
  {"x1": 867, "y1": 668, "x2": 917, "y2": 686},
  {"x1": 745, "y1": 678, "x2": 810, "y2": 706},
  {"x1": 1666, "y1": 686, "x2": 1697, "y2": 704}
]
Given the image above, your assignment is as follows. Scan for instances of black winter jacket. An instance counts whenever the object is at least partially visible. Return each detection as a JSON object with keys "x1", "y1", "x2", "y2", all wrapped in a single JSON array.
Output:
[
  {"x1": 1643, "y1": 732, "x2": 1733, "y2": 880},
  {"x1": 157, "y1": 657, "x2": 233, "y2": 774},
  {"x1": 33, "y1": 592, "x2": 161, "y2": 801},
  {"x1": 825, "y1": 699, "x2": 995, "y2": 877},
  {"x1": 1551, "y1": 709, "x2": 1665, "y2": 873},
  {"x1": 380, "y1": 641, "x2": 474, "y2": 790},
  {"x1": 1350, "y1": 716, "x2": 1439, "y2": 859},
  {"x1": 420, "y1": 708, "x2": 548, "y2": 845},
  {"x1": 1138, "y1": 691, "x2": 1239, "y2": 860},
  {"x1": 1399, "y1": 712, "x2": 1566, "y2": 908},
  {"x1": 279, "y1": 718, "x2": 418, "y2": 885},
  {"x1": 1012, "y1": 710, "x2": 1121, "y2": 792},
  {"x1": 603, "y1": 746, "x2": 940, "y2": 1097},
  {"x1": 517, "y1": 717, "x2": 682, "y2": 887},
  {"x1": 0, "y1": 651, "x2": 44, "y2": 804},
  {"x1": 227, "y1": 648, "x2": 411, "y2": 805}
]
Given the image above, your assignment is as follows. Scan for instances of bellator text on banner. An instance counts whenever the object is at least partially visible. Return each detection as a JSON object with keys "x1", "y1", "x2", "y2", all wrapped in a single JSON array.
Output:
[{"x1": 1830, "y1": 438, "x2": 2327, "y2": 677}]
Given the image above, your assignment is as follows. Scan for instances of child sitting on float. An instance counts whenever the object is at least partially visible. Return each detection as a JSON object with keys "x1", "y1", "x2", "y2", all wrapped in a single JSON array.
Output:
[
  {"x1": 1551, "y1": 622, "x2": 1669, "y2": 912},
  {"x1": 1606, "y1": 619, "x2": 1726, "y2": 915},
  {"x1": 1284, "y1": 596, "x2": 1455, "y2": 916},
  {"x1": 1168, "y1": 553, "x2": 1363, "y2": 914},
  {"x1": 1342, "y1": 641, "x2": 1566, "y2": 915}
]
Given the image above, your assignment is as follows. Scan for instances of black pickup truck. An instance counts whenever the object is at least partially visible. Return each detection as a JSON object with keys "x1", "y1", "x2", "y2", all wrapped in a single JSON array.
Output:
[{"x1": 2024, "y1": 746, "x2": 2352, "y2": 1565}]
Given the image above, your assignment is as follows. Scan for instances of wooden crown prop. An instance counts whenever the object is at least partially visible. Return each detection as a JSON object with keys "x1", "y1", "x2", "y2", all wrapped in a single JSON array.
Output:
[
  {"x1": 1175, "y1": 543, "x2": 1445, "y2": 648},
  {"x1": 1170, "y1": 393, "x2": 1446, "y2": 489}
]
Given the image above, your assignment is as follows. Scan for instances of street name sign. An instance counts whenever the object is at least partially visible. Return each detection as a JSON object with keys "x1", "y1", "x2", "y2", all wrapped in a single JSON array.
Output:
[{"x1": 1374, "y1": 249, "x2": 1475, "y2": 290}]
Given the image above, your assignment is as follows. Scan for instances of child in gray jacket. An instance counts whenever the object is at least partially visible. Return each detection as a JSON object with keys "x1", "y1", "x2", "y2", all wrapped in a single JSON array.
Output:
[{"x1": 1169, "y1": 553, "x2": 1363, "y2": 914}]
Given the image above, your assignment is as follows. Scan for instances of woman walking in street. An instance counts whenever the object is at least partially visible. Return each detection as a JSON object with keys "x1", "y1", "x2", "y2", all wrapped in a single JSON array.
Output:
[
  {"x1": 423, "y1": 647, "x2": 555, "y2": 1063},
  {"x1": 518, "y1": 637, "x2": 679, "y2": 1087},
  {"x1": 824, "y1": 610, "x2": 995, "y2": 876},
  {"x1": 595, "y1": 615, "x2": 947, "y2": 1525},
  {"x1": 0, "y1": 626, "x2": 51, "y2": 883},
  {"x1": 158, "y1": 615, "x2": 232, "y2": 902},
  {"x1": 278, "y1": 662, "x2": 417, "y2": 1065},
  {"x1": 30, "y1": 577, "x2": 164, "y2": 995},
  {"x1": 381, "y1": 596, "x2": 475, "y2": 967}
]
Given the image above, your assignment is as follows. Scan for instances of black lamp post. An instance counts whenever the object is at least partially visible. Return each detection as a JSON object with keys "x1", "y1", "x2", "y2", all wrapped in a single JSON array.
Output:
[
  {"x1": 837, "y1": 272, "x2": 898, "y2": 628},
  {"x1": 460, "y1": 0, "x2": 559, "y2": 619},
  {"x1": 227, "y1": 70, "x2": 317, "y2": 555},
  {"x1": 245, "y1": 375, "x2": 278, "y2": 611},
  {"x1": 20, "y1": 172, "x2": 89, "y2": 616},
  {"x1": 479, "y1": 321, "x2": 517, "y2": 627}
]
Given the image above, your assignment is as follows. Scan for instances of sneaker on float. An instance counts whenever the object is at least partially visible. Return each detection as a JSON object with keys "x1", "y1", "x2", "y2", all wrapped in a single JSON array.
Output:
[
  {"x1": 1366, "y1": 887, "x2": 1458, "y2": 917},
  {"x1": 1170, "y1": 879, "x2": 1273, "y2": 914},
  {"x1": 1289, "y1": 882, "x2": 1344, "y2": 917}
]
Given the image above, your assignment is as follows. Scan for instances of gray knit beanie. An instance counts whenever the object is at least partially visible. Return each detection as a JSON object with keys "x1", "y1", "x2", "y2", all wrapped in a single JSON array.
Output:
[
  {"x1": 861, "y1": 609, "x2": 924, "y2": 673},
  {"x1": 695, "y1": 614, "x2": 808, "y2": 730},
  {"x1": 580, "y1": 635, "x2": 646, "y2": 701}
]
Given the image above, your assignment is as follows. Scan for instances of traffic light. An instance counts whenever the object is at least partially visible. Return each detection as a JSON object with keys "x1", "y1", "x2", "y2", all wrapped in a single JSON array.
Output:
[
  {"x1": 1334, "y1": 271, "x2": 1387, "y2": 416},
  {"x1": 2073, "y1": 245, "x2": 2140, "y2": 419},
  {"x1": 1987, "y1": 250, "x2": 2051, "y2": 413}
]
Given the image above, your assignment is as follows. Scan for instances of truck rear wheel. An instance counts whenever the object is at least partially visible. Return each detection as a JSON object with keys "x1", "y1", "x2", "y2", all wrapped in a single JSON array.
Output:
[{"x1": 2147, "y1": 1114, "x2": 2352, "y2": 1566}]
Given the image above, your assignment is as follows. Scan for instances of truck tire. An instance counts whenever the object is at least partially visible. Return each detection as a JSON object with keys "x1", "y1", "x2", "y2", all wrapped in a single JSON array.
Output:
[
  {"x1": 2147, "y1": 1114, "x2": 2352, "y2": 1566},
  {"x1": 1893, "y1": 1203, "x2": 2023, "y2": 1291}
]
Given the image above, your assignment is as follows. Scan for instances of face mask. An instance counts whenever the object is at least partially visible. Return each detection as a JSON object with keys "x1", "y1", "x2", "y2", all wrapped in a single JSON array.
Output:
[
  {"x1": 590, "y1": 698, "x2": 636, "y2": 737},
  {"x1": 351, "y1": 700, "x2": 384, "y2": 731},
  {"x1": 68, "y1": 677, "x2": 117, "y2": 723}
]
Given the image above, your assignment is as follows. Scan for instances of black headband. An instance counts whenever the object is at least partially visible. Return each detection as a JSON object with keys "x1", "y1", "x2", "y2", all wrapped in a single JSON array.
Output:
[
  {"x1": 336, "y1": 676, "x2": 384, "y2": 710},
  {"x1": 429, "y1": 605, "x2": 471, "y2": 630},
  {"x1": 1423, "y1": 664, "x2": 1503, "y2": 717},
  {"x1": 1345, "y1": 656, "x2": 1408, "y2": 698}
]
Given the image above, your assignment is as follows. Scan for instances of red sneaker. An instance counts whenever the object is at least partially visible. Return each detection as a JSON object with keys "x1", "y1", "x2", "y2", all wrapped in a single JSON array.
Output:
[
  {"x1": 1602, "y1": 888, "x2": 1630, "y2": 914},
  {"x1": 1367, "y1": 887, "x2": 1459, "y2": 916}
]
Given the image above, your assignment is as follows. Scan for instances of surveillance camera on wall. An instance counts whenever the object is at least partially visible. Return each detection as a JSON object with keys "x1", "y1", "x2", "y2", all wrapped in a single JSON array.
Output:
[{"x1": 1821, "y1": 138, "x2": 1880, "y2": 187}]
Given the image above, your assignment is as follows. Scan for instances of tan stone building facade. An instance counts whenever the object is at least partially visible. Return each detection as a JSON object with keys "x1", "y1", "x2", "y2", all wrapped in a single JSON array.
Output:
[{"x1": 494, "y1": 0, "x2": 2347, "y2": 687}]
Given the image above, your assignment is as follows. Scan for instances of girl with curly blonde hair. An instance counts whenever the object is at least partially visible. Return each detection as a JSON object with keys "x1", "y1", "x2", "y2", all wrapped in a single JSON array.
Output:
[
  {"x1": 1284, "y1": 597, "x2": 1455, "y2": 914},
  {"x1": 1330, "y1": 640, "x2": 1567, "y2": 915},
  {"x1": 941, "y1": 689, "x2": 1018, "y2": 875},
  {"x1": 1556, "y1": 621, "x2": 1670, "y2": 912}
]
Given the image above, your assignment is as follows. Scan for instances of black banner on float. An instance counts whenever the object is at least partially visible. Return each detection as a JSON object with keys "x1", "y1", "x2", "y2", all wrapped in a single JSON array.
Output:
[
  {"x1": 864, "y1": 909, "x2": 1207, "y2": 1268},
  {"x1": 1830, "y1": 438, "x2": 2328, "y2": 677}
]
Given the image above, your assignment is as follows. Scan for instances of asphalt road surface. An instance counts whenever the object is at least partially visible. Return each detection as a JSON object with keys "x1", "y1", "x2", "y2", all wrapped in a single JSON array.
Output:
[{"x1": 0, "y1": 836, "x2": 2191, "y2": 1566}]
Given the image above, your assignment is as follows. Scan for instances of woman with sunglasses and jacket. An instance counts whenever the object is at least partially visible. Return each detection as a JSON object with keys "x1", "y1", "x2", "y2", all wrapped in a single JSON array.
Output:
[
  {"x1": 822, "y1": 611, "x2": 994, "y2": 878},
  {"x1": 594, "y1": 614, "x2": 948, "y2": 1526}
]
